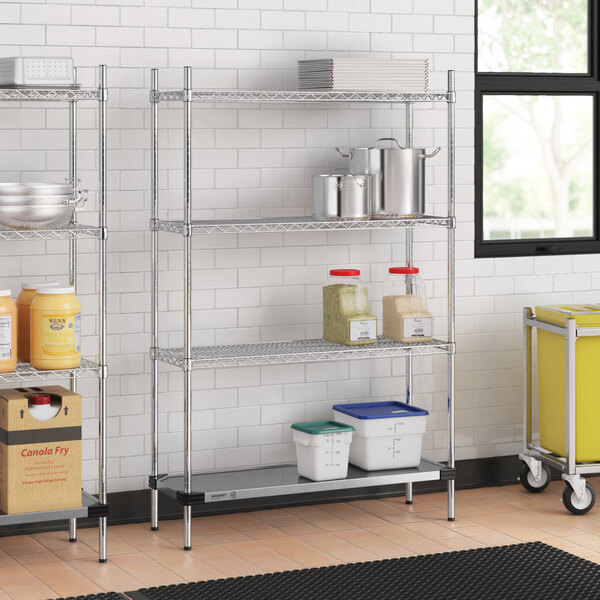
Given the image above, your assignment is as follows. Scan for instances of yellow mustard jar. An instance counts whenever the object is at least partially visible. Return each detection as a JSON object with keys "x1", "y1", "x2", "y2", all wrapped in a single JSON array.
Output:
[
  {"x1": 17, "y1": 281, "x2": 58, "y2": 363},
  {"x1": 31, "y1": 286, "x2": 81, "y2": 370},
  {"x1": 0, "y1": 289, "x2": 17, "y2": 373}
]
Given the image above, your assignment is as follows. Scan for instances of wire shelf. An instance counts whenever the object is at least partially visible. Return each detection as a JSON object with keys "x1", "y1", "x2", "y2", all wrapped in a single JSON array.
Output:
[
  {"x1": 0, "y1": 359, "x2": 101, "y2": 383},
  {"x1": 152, "y1": 89, "x2": 451, "y2": 104},
  {"x1": 155, "y1": 338, "x2": 451, "y2": 369},
  {"x1": 0, "y1": 88, "x2": 100, "y2": 102},
  {"x1": 156, "y1": 215, "x2": 453, "y2": 235},
  {"x1": 0, "y1": 223, "x2": 101, "y2": 241}
]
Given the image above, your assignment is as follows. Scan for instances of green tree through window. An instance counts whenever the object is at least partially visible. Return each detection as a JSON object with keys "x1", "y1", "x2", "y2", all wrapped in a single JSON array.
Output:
[{"x1": 476, "y1": 0, "x2": 598, "y2": 256}]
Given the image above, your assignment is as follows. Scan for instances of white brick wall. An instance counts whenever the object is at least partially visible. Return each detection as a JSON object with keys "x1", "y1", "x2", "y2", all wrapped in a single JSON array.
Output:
[{"x1": 1, "y1": 0, "x2": 563, "y2": 495}]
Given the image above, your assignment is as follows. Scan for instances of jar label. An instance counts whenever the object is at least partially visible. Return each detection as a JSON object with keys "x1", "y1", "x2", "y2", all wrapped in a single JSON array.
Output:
[
  {"x1": 403, "y1": 317, "x2": 431, "y2": 339},
  {"x1": 0, "y1": 315, "x2": 11, "y2": 360},
  {"x1": 349, "y1": 319, "x2": 376, "y2": 342},
  {"x1": 42, "y1": 313, "x2": 81, "y2": 355}
]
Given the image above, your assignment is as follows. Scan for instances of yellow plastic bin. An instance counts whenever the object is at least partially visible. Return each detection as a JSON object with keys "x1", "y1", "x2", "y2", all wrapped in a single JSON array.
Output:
[{"x1": 536, "y1": 304, "x2": 600, "y2": 462}]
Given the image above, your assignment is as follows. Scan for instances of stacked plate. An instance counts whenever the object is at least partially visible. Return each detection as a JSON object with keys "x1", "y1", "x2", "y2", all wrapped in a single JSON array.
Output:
[{"x1": 297, "y1": 59, "x2": 428, "y2": 91}]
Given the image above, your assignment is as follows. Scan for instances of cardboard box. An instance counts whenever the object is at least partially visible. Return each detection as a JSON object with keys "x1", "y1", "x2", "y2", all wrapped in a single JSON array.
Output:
[{"x1": 0, "y1": 385, "x2": 81, "y2": 514}]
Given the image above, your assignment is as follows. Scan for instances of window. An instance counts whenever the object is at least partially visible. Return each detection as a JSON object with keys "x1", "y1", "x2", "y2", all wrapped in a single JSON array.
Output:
[{"x1": 475, "y1": 0, "x2": 599, "y2": 257}]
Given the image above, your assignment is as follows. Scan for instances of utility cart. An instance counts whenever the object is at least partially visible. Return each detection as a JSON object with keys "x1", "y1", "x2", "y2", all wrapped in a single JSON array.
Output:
[{"x1": 521, "y1": 306, "x2": 600, "y2": 515}]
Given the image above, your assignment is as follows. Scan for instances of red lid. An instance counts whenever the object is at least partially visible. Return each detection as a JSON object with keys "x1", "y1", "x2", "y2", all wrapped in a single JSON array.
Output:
[
  {"x1": 330, "y1": 269, "x2": 360, "y2": 277},
  {"x1": 389, "y1": 267, "x2": 419, "y2": 274},
  {"x1": 30, "y1": 394, "x2": 51, "y2": 406}
]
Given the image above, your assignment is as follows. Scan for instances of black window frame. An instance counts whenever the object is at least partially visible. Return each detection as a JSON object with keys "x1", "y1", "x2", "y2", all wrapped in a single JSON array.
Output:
[{"x1": 475, "y1": 0, "x2": 600, "y2": 258}]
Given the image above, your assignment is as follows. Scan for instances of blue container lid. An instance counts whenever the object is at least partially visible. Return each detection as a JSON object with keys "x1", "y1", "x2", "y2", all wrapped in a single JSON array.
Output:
[{"x1": 332, "y1": 401, "x2": 429, "y2": 420}]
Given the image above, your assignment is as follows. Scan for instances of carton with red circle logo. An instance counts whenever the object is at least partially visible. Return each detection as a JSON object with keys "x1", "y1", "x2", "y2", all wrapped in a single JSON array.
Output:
[{"x1": 0, "y1": 385, "x2": 81, "y2": 514}]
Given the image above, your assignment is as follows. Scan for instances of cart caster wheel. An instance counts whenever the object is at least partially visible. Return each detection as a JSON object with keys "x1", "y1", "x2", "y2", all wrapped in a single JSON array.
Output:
[
  {"x1": 562, "y1": 482, "x2": 596, "y2": 515},
  {"x1": 519, "y1": 461, "x2": 551, "y2": 493}
]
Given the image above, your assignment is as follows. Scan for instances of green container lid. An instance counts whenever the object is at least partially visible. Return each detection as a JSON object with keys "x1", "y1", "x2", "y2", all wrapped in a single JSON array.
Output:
[{"x1": 291, "y1": 420, "x2": 354, "y2": 435}]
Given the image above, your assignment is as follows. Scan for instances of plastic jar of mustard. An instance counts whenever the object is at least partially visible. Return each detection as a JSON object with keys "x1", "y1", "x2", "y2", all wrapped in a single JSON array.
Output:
[
  {"x1": 0, "y1": 289, "x2": 17, "y2": 373},
  {"x1": 31, "y1": 286, "x2": 81, "y2": 370},
  {"x1": 17, "y1": 281, "x2": 59, "y2": 363},
  {"x1": 382, "y1": 267, "x2": 432, "y2": 343},
  {"x1": 323, "y1": 269, "x2": 377, "y2": 346}
]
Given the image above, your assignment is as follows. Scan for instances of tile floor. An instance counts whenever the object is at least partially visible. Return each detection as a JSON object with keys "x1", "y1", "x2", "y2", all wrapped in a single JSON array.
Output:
[{"x1": 2, "y1": 480, "x2": 600, "y2": 599}]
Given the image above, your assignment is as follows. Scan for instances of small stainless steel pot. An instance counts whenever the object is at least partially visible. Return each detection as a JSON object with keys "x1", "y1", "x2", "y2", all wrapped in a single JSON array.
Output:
[
  {"x1": 337, "y1": 138, "x2": 440, "y2": 218},
  {"x1": 312, "y1": 174, "x2": 372, "y2": 221}
]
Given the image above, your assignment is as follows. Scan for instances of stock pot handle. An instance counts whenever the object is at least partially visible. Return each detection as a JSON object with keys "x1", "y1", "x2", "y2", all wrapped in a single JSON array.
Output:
[
  {"x1": 420, "y1": 147, "x2": 441, "y2": 159},
  {"x1": 63, "y1": 188, "x2": 88, "y2": 212},
  {"x1": 337, "y1": 175, "x2": 366, "y2": 190},
  {"x1": 375, "y1": 137, "x2": 402, "y2": 148},
  {"x1": 335, "y1": 147, "x2": 352, "y2": 158}
]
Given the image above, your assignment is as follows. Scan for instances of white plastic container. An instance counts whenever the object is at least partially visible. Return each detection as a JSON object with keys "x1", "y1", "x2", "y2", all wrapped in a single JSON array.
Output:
[
  {"x1": 333, "y1": 401, "x2": 428, "y2": 471},
  {"x1": 291, "y1": 420, "x2": 354, "y2": 481},
  {"x1": 28, "y1": 394, "x2": 61, "y2": 421},
  {"x1": 0, "y1": 57, "x2": 75, "y2": 87}
]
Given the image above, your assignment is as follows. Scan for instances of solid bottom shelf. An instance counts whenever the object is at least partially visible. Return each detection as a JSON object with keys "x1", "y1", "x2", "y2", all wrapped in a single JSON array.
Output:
[
  {"x1": 0, "y1": 491, "x2": 107, "y2": 527},
  {"x1": 157, "y1": 459, "x2": 455, "y2": 505}
]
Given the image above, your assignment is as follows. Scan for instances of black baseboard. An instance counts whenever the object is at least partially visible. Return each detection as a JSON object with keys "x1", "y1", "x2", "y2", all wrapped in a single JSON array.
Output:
[{"x1": 0, "y1": 454, "x2": 524, "y2": 537}]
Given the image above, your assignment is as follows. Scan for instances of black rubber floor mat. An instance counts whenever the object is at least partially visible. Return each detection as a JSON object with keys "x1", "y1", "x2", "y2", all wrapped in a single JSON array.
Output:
[
  {"x1": 50, "y1": 594, "x2": 128, "y2": 600},
  {"x1": 125, "y1": 542, "x2": 600, "y2": 600}
]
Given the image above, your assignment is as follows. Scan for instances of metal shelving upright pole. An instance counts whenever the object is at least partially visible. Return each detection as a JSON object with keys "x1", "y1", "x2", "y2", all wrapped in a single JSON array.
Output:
[
  {"x1": 68, "y1": 67, "x2": 79, "y2": 544},
  {"x1": 447, "y1": 70, "x2": 456, "y2": 521},
  {"x1": 404, "y1": 101, "x2": 414, "y2": 506},
  {"x1": 182, "y1": 66, "x2": 193, "y2": 551},
  {"x1": 98, "y1": 64, "x2": 109, "y2": 561},
  {"x1": 150, "y1": 68, "x2": 160, "y2": 532}
]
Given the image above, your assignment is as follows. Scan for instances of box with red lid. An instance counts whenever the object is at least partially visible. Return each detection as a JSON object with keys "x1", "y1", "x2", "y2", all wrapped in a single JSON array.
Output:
[{"x1": 0, "y1": 385, "x2": 81, "y2": 514}]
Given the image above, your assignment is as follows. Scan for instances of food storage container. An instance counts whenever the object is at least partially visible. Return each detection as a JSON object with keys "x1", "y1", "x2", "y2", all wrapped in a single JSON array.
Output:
[
  {"x1": 0, "y1": 57, "x2": 75, "y2": 87},
  {"x1": 382, "y1": 267, "x2": 432, "y2": 343},
  {"x1": 312, "y1": 174, "x2": 372, "y2": 221},
  {"x1": 17, "y1": 281, "x2": 59, "y2": 363},
  {"x1": 291, "y1": 420, "x2": 354, "y2": 481},
  {"x1": 28, "y1": 394, "x2": 61, "y2": 421},
  {"x1": 536, "y1": 304, "x2": 600, "y2": 462},
  {"x1": 333, "y1": 401, "x2": 429, "y2": 470},
  {"x1": 323, "y1": 269, "x2": 377, "y2": 346},
  {"x1": 31, "y1": 286, "x2": 81, "y2": 370},
  {"x1": 0, "y1": 290, "x2": 17, "y2": 373}
]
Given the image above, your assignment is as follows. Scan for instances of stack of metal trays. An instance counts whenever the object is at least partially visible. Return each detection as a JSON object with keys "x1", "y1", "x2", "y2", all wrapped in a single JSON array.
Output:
[
  {"x1": 297, "y1": 58, "x2": 428, "y2": 91},
  {"x1": 0, "y1": 182, "x2": 86, "y2": 230}
]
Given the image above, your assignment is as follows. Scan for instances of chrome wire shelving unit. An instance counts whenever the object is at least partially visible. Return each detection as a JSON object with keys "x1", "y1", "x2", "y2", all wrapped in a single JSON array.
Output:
[
  {"x1": 0, "y1": 67, "x2": 109, "y2": 562},
  {"x1": 149, "y1": 66, "x2": 456, "y2": 550}
]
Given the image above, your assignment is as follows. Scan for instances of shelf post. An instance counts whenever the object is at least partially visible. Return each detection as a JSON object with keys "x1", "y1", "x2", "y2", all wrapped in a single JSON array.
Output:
[
  {"x1": 404, "y1": 101, "x2": 414, "y2": 505},
  {"x1": 68, "y1": 66, "x2": 78, "y2": 543},
  {"x1": 447, "y1": 70, "x2": 456, "y2": 521},
  {"x1": 523, "y1": 307, "x2": 533, "y2": 453},
  {"x1": 150, "y1": 68, "x2": 160, "y2": 532},
  {"x1": 97, "y1": 64, "x2": 108, "y2": 562},
  {"x1": 566, "y1": 318, "x2": 577, "y2": 475},
  {"x1": 183, "y1": 66, "x2": 193, "y2": 551}
]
